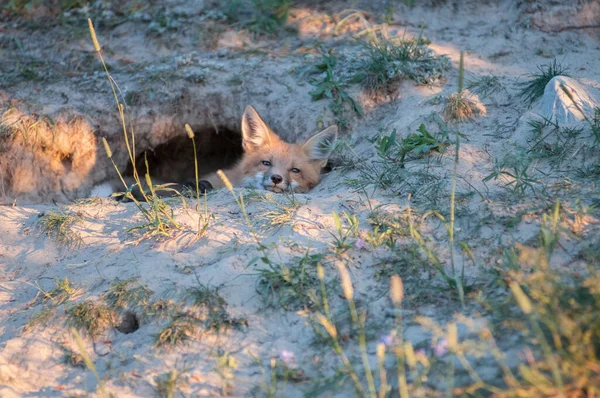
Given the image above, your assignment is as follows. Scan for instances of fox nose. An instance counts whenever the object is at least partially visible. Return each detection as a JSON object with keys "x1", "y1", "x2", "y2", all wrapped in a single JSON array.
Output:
[{"x1": 271, "y1": 174, "x2": 283, "y2": 185}]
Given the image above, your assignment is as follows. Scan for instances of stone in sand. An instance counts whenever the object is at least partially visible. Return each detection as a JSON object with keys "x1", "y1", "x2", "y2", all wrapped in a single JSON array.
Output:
[{"x1": 541, "y1": 76, "x2": 600, "y2": 123}]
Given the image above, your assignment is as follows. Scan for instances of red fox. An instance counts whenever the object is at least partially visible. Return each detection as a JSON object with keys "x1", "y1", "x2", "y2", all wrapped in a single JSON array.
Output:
[
  {"x1": 198, "y1": 105, "x2": 338, "y2": 193},
  {"x1": 91, "y1": 105, "x2": 337, "y2": 199}
]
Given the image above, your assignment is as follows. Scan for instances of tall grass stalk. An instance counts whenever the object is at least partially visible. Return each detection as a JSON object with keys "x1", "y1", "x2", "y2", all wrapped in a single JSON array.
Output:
[
  {"x1": 449, "y1": 51, "x2": 465, "y2": 307},
  {"x1": 315, "y1": 312, "x2": 365, "y2": 396},
  {"x1": 89, "y1": 20, "x2": 142, "y2": 199},
  {"x1": 90, "y1": 19, "x2": 180, "y2": 237},
  {"x1": 72, "y1": 328, "x2": 106, "y2": 395},
  {"x1": 185, "y1": 124, "x2": 207, "y2": 238},
  {"x1": 376, "y1": 343, "x2": 388, "y2": 398},
  {"x1": 217, "y1": 170, "x2": 265, "y2": 249},
  {"x1": 391, "y1": 275, "x2": 409, "y2": 398},
  {"x1": 337, "y1": 263, "x2": 376, "y2": 398}
]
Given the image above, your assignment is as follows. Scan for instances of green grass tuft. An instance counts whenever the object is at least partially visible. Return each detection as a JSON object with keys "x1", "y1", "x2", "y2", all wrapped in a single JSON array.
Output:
[
  {"x1": 38, "y1": 209, "x2": 83, "y2": 249},
  {"x1": 519, "y1": 59, "x2": 569, "y2": 105},
  {"x1": 356, "y1": 31, "x2": 451, "y2": 93},
  {"x1": 67, "y1": 300, "x2": 115, "y2": 338}
]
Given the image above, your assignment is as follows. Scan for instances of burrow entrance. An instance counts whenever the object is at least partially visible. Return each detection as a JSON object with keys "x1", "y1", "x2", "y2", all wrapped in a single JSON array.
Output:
[{"x1": 123, "y1": 126, "x2": 243, "y2": 184}]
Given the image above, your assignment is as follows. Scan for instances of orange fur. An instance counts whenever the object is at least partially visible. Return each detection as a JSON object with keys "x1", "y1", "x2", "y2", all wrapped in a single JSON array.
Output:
[{"x1": 201, "y1": 105, "x2": 338, "y2": 193}]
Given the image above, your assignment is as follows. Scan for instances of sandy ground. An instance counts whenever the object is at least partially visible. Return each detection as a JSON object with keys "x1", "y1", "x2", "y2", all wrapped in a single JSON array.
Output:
[{"x1": 1, "y1": 0, "x2": 600, "y2": 396}]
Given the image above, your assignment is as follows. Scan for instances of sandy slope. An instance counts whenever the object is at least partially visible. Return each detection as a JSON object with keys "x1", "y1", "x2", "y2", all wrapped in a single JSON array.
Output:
[{"x1": 1, "y1": 1, "x2": 599, "y2": 396}]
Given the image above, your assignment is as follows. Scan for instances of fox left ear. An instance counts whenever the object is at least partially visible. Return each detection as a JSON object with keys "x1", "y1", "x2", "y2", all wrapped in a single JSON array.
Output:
[
  {"x1": 302, "y1": 125, "x2": 338, "y2": 167},
  {"x1": 241, "y1": 105, "x2": 281, "y2": 152}
]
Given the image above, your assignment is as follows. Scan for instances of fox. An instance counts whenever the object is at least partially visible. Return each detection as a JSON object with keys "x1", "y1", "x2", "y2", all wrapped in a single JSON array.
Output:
[
  {"x1": 198, "y1": 105, "x2": 338, "y2": 193},
  {"x1": 91, "y1": 105, "x2": 338, "y2": 199}
]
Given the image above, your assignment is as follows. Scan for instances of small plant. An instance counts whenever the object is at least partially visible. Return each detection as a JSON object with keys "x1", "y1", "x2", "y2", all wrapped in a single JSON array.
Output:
[
  {"x1": 23, "y1": 306, "x2": 54, "y2": 333},
  {"x1": 344, "y1": 120, "x2": 450, "y2": 192},
  {"x1": 466, "y1": 75, "x2": 504, "y2": 98},
  {"x1": 38, "y1": 209, "x2": 83, "y2": 248},
  {"x1": 527, "y1": 118, "x2": 581, "y2": 167},
  {"x1": 519, "y1": 58, "x2": 569, "y2": 105},
  {"x1": 329, "y1": 211, "x2": 360, "y2": 253},
  {"x1": 67, "y1": 300, "x2": 115, "y2": 338},
  {"x1": 398, "y1": 124, "x2": 450, "y2": 165},
  {"x1": 214, "y1": 349, "x2": 239, "y2": 395},
  {"x1": 104, "y1": 278, "x2": 153, "y2": 311},
  {"x1": 37, "y1": 277, "x2": 82, "y2": 305},
  {"x1": 248, "y1": 190, "x2": 303, "y2": 230},
  {"x1": 355, "y1": 30, "x2": 451, "y2": 93},
  {"x1": 443, "y1": 89, "x2": 486, "y2": 121},
  {"x1": 245, "y1": 0, "x2": 291, "y2": 36},
  {"x1": 155, "y1": 313, "x2": 198, "y2": 348},
  {"x1": 311, "y1": 263, "x2": 377, "y2": 397},
  {"x1": 256, "y1": 252, "x2": 324, "y2": 310},
  {"x1": 309, "y1": 53, "x2": 363, "y2": 130},
  {"x1": 186, "y1": 281, "x2": 248, "y2": 332},
  {"x1": 483, "y1": 157, "x2": 541, "y2": 197}
]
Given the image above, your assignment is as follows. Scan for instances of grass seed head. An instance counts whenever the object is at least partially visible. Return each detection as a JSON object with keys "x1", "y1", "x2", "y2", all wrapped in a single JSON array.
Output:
[{"x1": 390, "y1": 275, "x2": 404, "y2": 304}]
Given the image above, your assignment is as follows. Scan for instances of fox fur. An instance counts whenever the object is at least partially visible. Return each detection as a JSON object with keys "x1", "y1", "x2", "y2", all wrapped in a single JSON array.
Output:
[{"x1": 91, "y1": 105, "x2": 337, "y2": 199}]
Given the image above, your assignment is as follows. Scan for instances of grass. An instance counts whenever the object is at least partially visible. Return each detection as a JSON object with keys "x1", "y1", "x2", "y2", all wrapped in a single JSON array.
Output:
[
  {"x1": 104, "y1": 278, "x2": 153, "y2": 311},
  {"x1": 155, "y1": 313, "x2": 199, "y2": 348},
  {"x1": 151, "y1": 279, "x2": 247, "y2": 348},
  {"x1": 154, "y1": 370, "x2": 182, "y2": 398},
  {"x1": 483, "y1": 155, "x2": 541, "y2": 197},
  {"x1": 38, "y1": 209, "x2": 83, "y2": 248},
  {"x1": 526, "y1": 117, "x2": 582, "y2": 167},
  {"x1": 223, "y1": 0, "x2": 291, "y2": 37},
  {"x1": 443, "y1": 90, "x2": 486, "y2": 122},
  {"x1": 309, "y1": 53, "x2": 363, "y2": 130},
  {"x1": 67, "y1": 300, "x2": 115, "y2": 338},
  {"x1": 305, "y1": 31, "x2": 449, "y2": 128},
  {"x1": 355, "y1": 30, "x2": 451, "y2": 93},
  {"x1": 342, "y1": 119, "x2": 450, "y2": 191},
  {"x1": 519, "y1": 58, "x2": 569, "y2": 105},
  {"x1": 329, "y1": 211, "x2": 359, "y2": 253},
  {"x1": 246, "y1": 190, "x2": 303, "y2": 230},
  {"x1": 467, "y1": 75, "x2": 504, "y2": 98},
  {"x1": 37, "y1": 277, "x2": 82, "y2": 305},
  {"x1": 90, "y1": 20, "x2": 183, "y2": 240},
  {"x1": 214, "y1": 350, "x2": 239, "y2": 395},
  {"x1": 256, "y1": 252, "x2": 325, "y2": 310},
  {"x1": 186, "y1": 281, "x2": 248, "y2": 332},
  {"x1": 245, "y1": 0, "x2": 291, "y2": 36},
  {"x1": 72, "y1": 328, "x2": 108, "y2": 395},
  {"x1": 23, "y1": 306, "x2": 55, "y2": 333}
]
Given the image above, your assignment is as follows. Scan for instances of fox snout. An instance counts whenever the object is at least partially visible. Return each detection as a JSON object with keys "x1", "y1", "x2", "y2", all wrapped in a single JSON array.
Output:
[
  {"x1": 270, "y1": 174, "x2": 283, "y2": 185},
  {"x1": 262, "y1": 172, "x2": 294, "y2": 193}
]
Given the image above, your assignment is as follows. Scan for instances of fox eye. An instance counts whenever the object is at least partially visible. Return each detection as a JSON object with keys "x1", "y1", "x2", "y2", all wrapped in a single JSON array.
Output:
[
  {"x1": 291, "y1": 168, "x2": 301, "y2": 174},
  {"x1": 262, "y1": 160, "x2": 271, "y2": 166}
]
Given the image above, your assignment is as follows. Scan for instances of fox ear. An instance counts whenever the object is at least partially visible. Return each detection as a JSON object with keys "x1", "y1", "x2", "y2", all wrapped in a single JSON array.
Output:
[
  {"x1": 241, "y1": 105, "x2": 277, "y2": 151},
  {"x1": 302, "y1": 125, "x2": 338, "y2": 167}
]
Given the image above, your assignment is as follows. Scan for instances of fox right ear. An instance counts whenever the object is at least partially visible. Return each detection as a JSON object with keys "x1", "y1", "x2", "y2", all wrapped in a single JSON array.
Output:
[{"x1": 241, "y1": 105, "x2": 277, "y2": 152}]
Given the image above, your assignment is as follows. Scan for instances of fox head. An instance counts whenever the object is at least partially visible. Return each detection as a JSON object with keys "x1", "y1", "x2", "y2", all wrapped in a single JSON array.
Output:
[{"x1": 239, "y1": 105, "x2": 338, "y2": 193}]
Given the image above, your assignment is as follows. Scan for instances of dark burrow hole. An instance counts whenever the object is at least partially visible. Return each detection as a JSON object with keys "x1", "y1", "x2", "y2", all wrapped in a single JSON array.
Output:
[
  {"x1": 116, "y1": 311, "x2": 140, "y2": 334},
  {"x1": 124, "y1": 126, "x2": 243, "y2": 184}
]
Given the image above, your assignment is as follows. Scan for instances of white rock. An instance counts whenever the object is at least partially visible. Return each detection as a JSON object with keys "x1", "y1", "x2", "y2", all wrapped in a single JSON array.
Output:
[{"x1": 541, "y1": 76, "x2": 600, "y2": 124}]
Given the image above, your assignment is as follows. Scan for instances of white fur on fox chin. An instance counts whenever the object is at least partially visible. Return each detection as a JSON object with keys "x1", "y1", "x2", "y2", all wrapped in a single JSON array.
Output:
[
  {"x1": 243, "y1": 172, "x2": 265, "y2": 189},
  {"x1": 90, "y1": 182, "x2": 114, "y2": 198}
]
